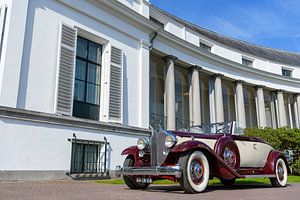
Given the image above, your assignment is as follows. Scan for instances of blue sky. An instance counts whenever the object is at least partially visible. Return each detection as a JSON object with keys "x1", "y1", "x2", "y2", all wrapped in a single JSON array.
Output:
[{"x1": 150, "y1": 0, "x2": 300, "y2": 53}]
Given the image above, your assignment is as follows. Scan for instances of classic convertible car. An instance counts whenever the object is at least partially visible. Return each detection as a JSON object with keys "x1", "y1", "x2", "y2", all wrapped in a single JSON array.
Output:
[{"x1": 115, "y1": 122, "x2": 290, "y2": 193}]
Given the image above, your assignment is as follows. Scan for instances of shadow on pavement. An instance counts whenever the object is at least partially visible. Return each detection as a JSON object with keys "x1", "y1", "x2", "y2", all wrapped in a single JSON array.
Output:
[{"x1": 144, "y1": 183, "x2": 291, "y2": 194}]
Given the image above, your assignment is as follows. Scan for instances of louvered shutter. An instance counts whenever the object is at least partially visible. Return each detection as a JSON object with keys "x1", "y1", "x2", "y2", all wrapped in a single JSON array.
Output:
[
  {"x1": 56, "y1": 24, "x2": 77, "y2": 115},
  {"x1": 109, "y1": 46, "x2": 123, "y2": 122}
]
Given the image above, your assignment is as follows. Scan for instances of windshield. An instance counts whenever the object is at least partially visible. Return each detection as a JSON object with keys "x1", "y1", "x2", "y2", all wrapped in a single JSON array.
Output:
[{"x1": 188, "y1": 122, "x2": 235, "y2": 134}]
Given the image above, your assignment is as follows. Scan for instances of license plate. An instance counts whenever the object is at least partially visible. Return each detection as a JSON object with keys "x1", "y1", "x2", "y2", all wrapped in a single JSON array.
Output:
[{"x1": 136, "y1": 177, "x2": 152, "y2": 184}]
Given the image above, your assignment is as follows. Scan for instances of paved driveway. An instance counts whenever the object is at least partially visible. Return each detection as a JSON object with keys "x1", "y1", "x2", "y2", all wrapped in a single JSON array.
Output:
[{"x1": 0, "y1": 180, "x2": 298, "y2": 200}]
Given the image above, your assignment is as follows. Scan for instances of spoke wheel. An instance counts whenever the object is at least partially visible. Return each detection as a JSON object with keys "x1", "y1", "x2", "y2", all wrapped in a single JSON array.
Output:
[
  {"x1": 123, "y1": 155, "x2": 150, "y2": 190},
  {"x1": 269, "y1": 158, "x2": 288, "y2": 187},
  {"x1": 179, "y1": 151, "x2": 209, "y2": 193}
]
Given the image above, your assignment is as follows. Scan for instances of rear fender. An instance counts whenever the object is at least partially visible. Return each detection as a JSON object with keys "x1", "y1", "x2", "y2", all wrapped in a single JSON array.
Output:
[
  {"x1": 264, "y1": 150, "x2": 291, "y2": 174},
  {"x1": 171, "y1": 141, "x2": 242, "y2": 179}
]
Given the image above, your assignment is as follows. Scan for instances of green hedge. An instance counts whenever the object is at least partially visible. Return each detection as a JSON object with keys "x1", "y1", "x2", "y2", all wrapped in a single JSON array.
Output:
[{"x1": 244, "y1": 127, "x2": 300, "y2": 175}]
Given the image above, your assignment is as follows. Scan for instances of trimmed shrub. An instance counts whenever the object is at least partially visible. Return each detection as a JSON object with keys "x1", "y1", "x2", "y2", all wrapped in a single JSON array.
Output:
[{"x1": 244, "y1": 127, "x2": 300, "y2": 175}]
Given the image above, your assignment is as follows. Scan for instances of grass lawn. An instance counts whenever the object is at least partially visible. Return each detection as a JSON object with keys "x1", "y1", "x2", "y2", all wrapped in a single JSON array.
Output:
[{"x1": 94, "y1": 176, "x2": 300, "y2": 185}]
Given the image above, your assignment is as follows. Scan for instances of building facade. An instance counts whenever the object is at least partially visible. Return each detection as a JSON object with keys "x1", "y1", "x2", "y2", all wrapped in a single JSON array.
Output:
[{"x1": 0, "y1": 0, "x2": 300, "y2": 180}]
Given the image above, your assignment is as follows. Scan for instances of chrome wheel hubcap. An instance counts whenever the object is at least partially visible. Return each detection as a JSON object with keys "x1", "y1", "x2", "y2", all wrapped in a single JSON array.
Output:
[
  {"x1": 277, "y1": 164, "x2": 284, "y2": 181},
  {"x1": 223, "y1": 148, "x2": 236, "y2": 167},
  {"x1": 190, "y1": 159, "x2": 204, "y2": 184}
]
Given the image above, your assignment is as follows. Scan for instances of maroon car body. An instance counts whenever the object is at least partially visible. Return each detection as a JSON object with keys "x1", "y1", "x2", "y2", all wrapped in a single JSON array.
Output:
[{"x1": 116, "y1": 122, "x2": 290, "y2": 193}]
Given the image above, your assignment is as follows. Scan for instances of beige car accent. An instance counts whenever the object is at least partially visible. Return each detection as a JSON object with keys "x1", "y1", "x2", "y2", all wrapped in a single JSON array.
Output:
[
  {"x1": 177, "y1": 137, "x2": 217, "y2": 150},
  {"x1": 235, "y1": 140, "x2": 273, "y2": 168},
  {"x1": 235, "y1": 141, "x2": 255, "y2": 168},
  {"x1": 253, "y1": 142, "x2": 274, "y2": 168}
]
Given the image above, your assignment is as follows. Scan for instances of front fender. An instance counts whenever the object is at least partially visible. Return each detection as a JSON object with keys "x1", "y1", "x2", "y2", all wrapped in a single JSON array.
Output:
[
  {"x1": 121, "y1": 146, "x2": 138, "y2": 156},
  {"x1": 171, "y1": 141, "x2": 242, "y2": 179}
]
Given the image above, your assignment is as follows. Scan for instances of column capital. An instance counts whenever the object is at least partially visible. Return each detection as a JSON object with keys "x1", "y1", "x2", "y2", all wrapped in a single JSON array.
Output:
[
  {"x1": 211, "y1": 73, "x2": 224, "y2": 78},
  {"x1": 275, "y1": 89, "x2": 285, "y2": 94},
  {"x1": 255, "y1": 85, "x2": 265, "y2": 90},
  {"x1": 189, "y1": 65, "x2": 202, "y2": 71},
  {"x1": 163, "y1": 55, "x2": 177, "y2": 62},
  {"x1": 234, "y1": 80, "x2": 245, "y2": 85}
]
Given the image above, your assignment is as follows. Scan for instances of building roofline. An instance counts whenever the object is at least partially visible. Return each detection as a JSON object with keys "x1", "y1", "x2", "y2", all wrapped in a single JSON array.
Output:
[{"x1": 150, "y1": 4, "x2": 300, "y2": 66}]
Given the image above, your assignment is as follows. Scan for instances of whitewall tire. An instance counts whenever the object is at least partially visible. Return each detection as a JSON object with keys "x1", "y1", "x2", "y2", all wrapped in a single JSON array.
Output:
[
  {"x1": 270, "y1": 158, "x2": 288, "y2": 187},
  {"x1": 179, "y1": 151, "x2": 210, "y2": 193}
]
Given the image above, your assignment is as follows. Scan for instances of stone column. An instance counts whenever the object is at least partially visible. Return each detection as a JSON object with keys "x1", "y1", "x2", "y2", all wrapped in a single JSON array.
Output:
[
  {"x1": 214, "y1": 74, "x2": 224, "y2": 123},
  {"x1": 190, "y1": 65, "x2": 202, "y2": 126},
  {"x1": 235, "y1": 80, "x2": 246, "y2": 128},
  {"x1": 164, "y1": 55, "x2": 177, "y2": 130},
  {"x1": 287, "y1": 95, "x2": 293, "y2": 128},
  {"x1": 277, "y1": 90, "x2": 287, "y2": 127},
  {"x1": 256, "y1": 86, "x2": 267, "y2": 128},
  {"x1": 296, "y1": 94, "x2": 300, "y2": 128}
]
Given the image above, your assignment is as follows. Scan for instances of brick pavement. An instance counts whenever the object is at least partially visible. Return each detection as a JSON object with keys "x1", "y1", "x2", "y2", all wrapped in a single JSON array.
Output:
[{"x1": 0, "y1": 180, "x2": 299, "y2": 200}]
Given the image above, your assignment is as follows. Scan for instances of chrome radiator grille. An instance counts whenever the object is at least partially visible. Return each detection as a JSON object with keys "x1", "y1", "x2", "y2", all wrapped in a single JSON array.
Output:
[{"x1": 151, "y1": 130, "x2": 168, "y2": 166}]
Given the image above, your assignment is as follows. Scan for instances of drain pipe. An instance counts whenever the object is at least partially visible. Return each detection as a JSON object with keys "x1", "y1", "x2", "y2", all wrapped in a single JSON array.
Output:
[{"x1": 149, "y1": 31, "x2": 158, "y2": 51}]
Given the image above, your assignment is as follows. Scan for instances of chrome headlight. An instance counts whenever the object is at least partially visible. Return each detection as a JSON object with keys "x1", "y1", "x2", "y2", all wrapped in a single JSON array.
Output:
[
  {"x1": 137, "y1": 137, "x2": 149, "y2": 150},
  {"x1": 165, "y1": 133, "x2": 177, "y2": 148}
]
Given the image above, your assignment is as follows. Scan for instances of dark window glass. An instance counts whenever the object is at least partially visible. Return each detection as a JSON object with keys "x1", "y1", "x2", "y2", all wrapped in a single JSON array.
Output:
[
  {"x1": 73, "y1": 36, "x2": 102, "y2": 120},
  {"x1": 282, "y1": 68, "x2": 292, "y2": 77},
  {"x1": 242, "y1": 58, "x2": 253, "y2": 67},
  {"x1": 200, "y1": 42, "x2": 211, "y2": 52}
]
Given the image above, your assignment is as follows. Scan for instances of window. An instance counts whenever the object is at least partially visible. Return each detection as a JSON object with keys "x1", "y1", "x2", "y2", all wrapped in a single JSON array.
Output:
[
  {"x1": 200, "y1": 42, "x2": 211, "y2": 52},
  {"x1": 149, "y1": 54, "x2": 166, "y2": 130},
  {"x1": 242, "y1": 58, "x2": 253, "y2": 67},
  {"x1": 282, "y1": 68, "x2": 292, "y2": 77},
  {"x1": 243, "y1": 87, "x2": 257, "y2": 128},
  {"x1": 0, "y1": 5, "x2": 8, "y2": 61},
  {"x1": 222, "y1": 81, "x2": 236, "y2": 123},
  {"x1": 175, "y1": 66, "x2": 190, "y2": 130},
  {"x1": 73, "y1": 36, "x2": 102, "y2": 120},
  {"x1": 70, "y1": 139, "x2": 107, "y2": 174}
]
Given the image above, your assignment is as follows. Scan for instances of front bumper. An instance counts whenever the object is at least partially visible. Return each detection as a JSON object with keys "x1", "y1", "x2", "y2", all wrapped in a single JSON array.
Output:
[{"x1": 115, "y1": 165, "x2": 182, "y2": 178}]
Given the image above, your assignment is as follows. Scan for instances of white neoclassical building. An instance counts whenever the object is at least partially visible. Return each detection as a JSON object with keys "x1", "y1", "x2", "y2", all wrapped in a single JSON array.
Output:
[{"x1": 0, "y1": 0, "x2": 300, "y2": 180}]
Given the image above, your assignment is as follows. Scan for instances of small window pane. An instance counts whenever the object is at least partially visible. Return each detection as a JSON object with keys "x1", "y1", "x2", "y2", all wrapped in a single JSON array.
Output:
[
  {"x1": 75, "y1": 59, "x2": 87, "y2": 81},
  {"x1": 88, "y1": 42, "x2": 102, "y2": 64},
  {"x1": 242, "y1": 58, "x2": 253, "y2": 67},
  {"x1": 77, "y1": 37, "x2": 88, "y2": 59},
  {"x1": 200, "y1": 42, "x2": 211, "y2": 52},
  {"x1": 87, "y1": 63, "x2": 101, "y2": 84},
  {"x1": 282, "y1": 69, "x2": 292, "y2": 77},
  {"x1": 74, "y1": 80, "x2": 86, "y2": 101},
  {"x1": 86, "y1": 83, "x2": 100, "y2": 105}
]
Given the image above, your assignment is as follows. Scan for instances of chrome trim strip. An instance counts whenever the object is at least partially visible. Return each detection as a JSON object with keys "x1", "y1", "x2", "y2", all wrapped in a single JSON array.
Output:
[
  {"x1": 115, "y1": 165, "x2": 182, "y2": 178},
  {"x1": 244, "y1": 174, "x2": 276, "y2": 178}
]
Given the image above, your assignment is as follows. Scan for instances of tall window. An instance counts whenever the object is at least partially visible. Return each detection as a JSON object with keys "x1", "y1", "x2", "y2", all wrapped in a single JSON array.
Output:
[
  {"x1": 242, "y1": 58, "x2": 253, "y2": 67},
  {"x1": 0, "y1": 5, "x2": 8, "y2": 61},
  {"x1": 175, "y1": 66, "x2": 190, "y2": 130},
  {"x1": 222, "y1": 81, "x2": 236, "y2": 123},
  {"x1": 200, "y1": 75, "x2": 210, "y2": 124},
  {"x1": 264, "y1": 91, "x2": 275, "y2": 128},
  {"x1": 73, "y1": 36, "x2": 102, "y2": 120},
  {"x1": 244, "y1": 87, "x2": 257, "y2": 127},
  {"x1": 149, "y1": 54, "x2": 165, "y2": 129}
]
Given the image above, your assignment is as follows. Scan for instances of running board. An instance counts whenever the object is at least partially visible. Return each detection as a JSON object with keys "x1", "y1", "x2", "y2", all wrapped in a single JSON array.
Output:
[{"x1": 244, "y1": 174, "x2": 276, "y2": 178}]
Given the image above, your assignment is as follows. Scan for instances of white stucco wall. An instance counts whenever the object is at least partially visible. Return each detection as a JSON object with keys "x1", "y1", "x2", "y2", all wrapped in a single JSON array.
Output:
[
  {"x1": 13, "y1": 0, "x2": 150, "y2": 128},
  {"x1": 0, "y1": 117, "x2": 139, "y2": 171}
]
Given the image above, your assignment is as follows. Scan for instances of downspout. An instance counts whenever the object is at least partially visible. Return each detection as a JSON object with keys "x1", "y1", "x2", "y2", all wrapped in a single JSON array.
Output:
[{"x1": 149, "y1": 31, "x2": 158, "y2": 51}]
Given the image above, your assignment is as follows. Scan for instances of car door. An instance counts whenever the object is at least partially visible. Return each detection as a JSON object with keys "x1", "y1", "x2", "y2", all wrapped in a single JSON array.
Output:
[
  {"x1": 252, "y1": 141, "x2": 274, "y2": 168},
  {"x1": 234, "y1": 140, "x2": 255, "y2": 168}
]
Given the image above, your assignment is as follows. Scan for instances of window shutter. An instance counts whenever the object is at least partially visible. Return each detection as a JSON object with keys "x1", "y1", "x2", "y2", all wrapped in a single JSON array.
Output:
[
  {"x1": 109, "y1": 46, "x2": 123, "y2": 122},
  {"x1": 56, "y1": 24, "x2": 77, "y2": 115}
]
